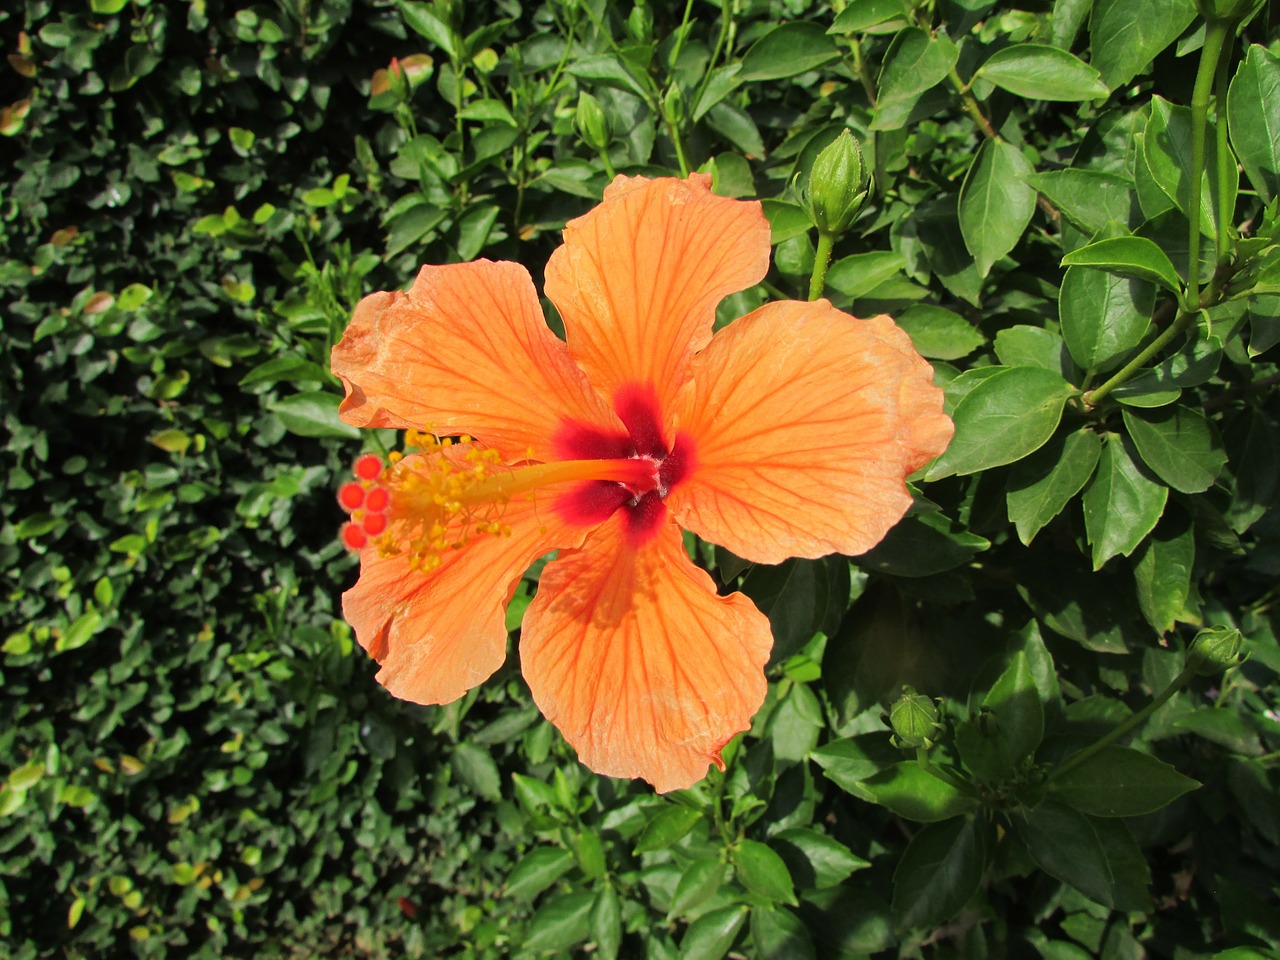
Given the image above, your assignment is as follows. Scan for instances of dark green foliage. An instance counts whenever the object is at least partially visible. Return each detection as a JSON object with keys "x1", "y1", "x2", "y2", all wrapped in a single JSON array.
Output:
[{"x1": 2, "y1": 0, "x2": 1279, "y2": 958}]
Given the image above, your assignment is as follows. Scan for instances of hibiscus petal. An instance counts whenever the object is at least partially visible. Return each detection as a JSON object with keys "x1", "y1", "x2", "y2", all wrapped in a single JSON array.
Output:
[
  {"x1": 331, "y1": 260, "x2": 618, "y2": 461},
  {"x1": 520, "y1": 515, "x2": 772, "y2": 793},
  {"x1": 544, "y1": 175, "x2": 771, "y2": 415},
  {"x1": 343, "y1": 453, "x2": 588, "y2": 706},
  {"x1": 669, "y1": 300, "x2": 954, "y2": 564}
]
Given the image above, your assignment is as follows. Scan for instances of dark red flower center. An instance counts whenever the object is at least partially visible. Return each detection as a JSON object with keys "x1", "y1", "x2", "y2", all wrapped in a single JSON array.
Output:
[{"x1": 553, "y1": 382, "x2": 695, "y2": 547}]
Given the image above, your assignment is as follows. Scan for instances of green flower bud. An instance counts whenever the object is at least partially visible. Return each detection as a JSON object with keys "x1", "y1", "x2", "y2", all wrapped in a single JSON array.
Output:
[
  {"x1": 888, "y1": 685, "x2": 944, "y2": 750},
  {"x1": 662, "y1": 84, "x2": 685, "y2": 129},
  {"x1": 797, "y1": 129, "x2": 872, "y2": 237},
  {"x1": 1187, "y1": 626, "x2": 1243, "y2": 676},
  {"x1": 574, "y1": 92, "x2": 611, "y2": 152}
]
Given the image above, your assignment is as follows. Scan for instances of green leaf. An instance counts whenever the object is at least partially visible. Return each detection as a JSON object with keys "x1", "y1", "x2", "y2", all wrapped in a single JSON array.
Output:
[
  {"x1": 1024, "y1": 801, "x2": 1132, "y2": 908},
  {"x1": 993, "y1": 325, "x2": 1074, "y2": 379},
  {"x1": 1088, "y1": 0, "x2": 1197, "y2": 90},
  {"x1": 1060, "y1": 266, "x2": 1155, "y2": 373},
  {"x1": 1051, "y1": 745, "x2": 1200, "y2": 816},
  {"x1": 858, "y1": 762, "x2": 979, "y2": 822},
  {"x1": 1060, "y1": 236, "x2": 1183, "y2": 294},
  {"x1": 972, "y1": 44, "x2": 1109, "y2": 101},
  {"x1": 858, "y1": 508, "x2": 989, "y2": 577},
  {"x1": 679, "y1": 904, "x2": 748, "y2": 960},
  {"x1": 1051, "y1": 0, "x2": 1093, "y2": 49},
  {"x1": 771, "y1": 828, "x2": 870, "y2": 890},
  {"x1": 895, "y1": 305, "x2": 984, "y2": 360},
  {"x1": 668, "y1": 856, "x2": 726, "y2": 918},
  {"x1": 828, "y1": 0, "x2": 909, "y2": 34},
  {"x1": 872, "y1": 29, "x2": 958, "y2": 131},
  {"x1": 909, "y1": 196, "x2": 984, "y2": 305},
  {"x1": 926, "y1": 366, "x2": 1073, "y2": 479},
  {"x1": 1224, "y1": 408, "x2": 1280, "y2": 534},
  {"x1": 56, "y1": 609, "x2": 103, "y2": 653},
  {"x1": 749, "y1": 905, "x2": 816, "y2": 960},
  {"x1": 811, "y1": 734, "x2": 900, "y2": 793},
  {"x1": 1122, "y1": 405, "x2": 1227, "y2": 494},
  {"x1": 567, "y1": 55, "x2": 650, "y2": 101},
  {"x1": 238, "y1": 355, "x2": 329, "y2": 388},
  {"x1": 455, "y1": 204, "x2": 499, "y2": 260},
  {"x1": 451, "y1": 742, "x2": 502, "y2": 801},
  {"x1": 825, "y1": 251, "x2": 907, "y2": 301},
  {"x1": 1133, "y1": 509, "x2": 1195, "y2": 634},
  {"x1": 1170, "y1": 709, "x2": 1264, "y2": 756},
  {"x1": 705, "y1": 102, "x2": 765, "y2": 159},
  {"x1": 1091, "y1": 817, "x2": 1155, "y2": 912},
  {"x1": 8, "y1": 762, "x2": 44, "y2": 790},
  {"x1": 573, "y1": 829, "x2": 607, "y2": 880},
  {"x1": 398, "y1": 1, "x2": 457, "y2": 59},
  {"x1": 1017, "y1": 620, "x2": 1064, "y2": 714},
  {"x1": 732, "y1": 839, "x2": 797, "y2": 905},
  {"x1": 385, "y1": 203, "x2": 448, "y2": 258},
  {"x1": 958, "y1": 139, "x2": 1037, "y2": 278},
  {"x1": 1023, "y1": 169, "x2": 1134, "y2": 237},
  {"x1": 1016, "y1": 561, "x2": 1143, "y2": 654},
  {"x1": 116, "y1": 282, "x2": 153, "y2": 311},
  {"x1": 525, "y1": 890, "x2": 595, "y2": 954},
  {"x1": 269, "y1": 391, "x2": 360, "y2": 439},
  {"x1": 761, "y1": 200, "x2": 812, "y2": 245},
  {"x1": 591, "y1": 887, "x2": 622, "y2": 960},
  {"x1": 13, "y1": 512, "x2": 62, "y2": 538},
  {"x1": 1227, "y1": 45, "x2": 1280, "y2": 203},
  {"x1": 506, "y1": 847, "x2": 575, "y2": 900},
  {"x1": 1144, "y1": 97, "x2": 1237, "y2": 239},
  {"x1": 954, "y1": 717, "x2": 1016, "y2": 783},
  {"x1": 739, "y1": 22, "x2": 840, "y2": 82},
  {"x1": 740, "y1": 557, "x2": 846, "y2": 665},
  {"x1": 892, "y1": 818, "x2": 986, "y2": 930},
  {"x1": 1082, "y1": 435, "x2": 1168, "y2": 569},
  {"x1": 984, "y1": 650, "x2": 1044, "y2": 764},
  {"x1": 457, "y1": 99, "x2": 516, "y2": 126},
  {"x1": 633, "y1": 805, "x2": 702, "y2": 854},
  {"x1": 1006, "y1": 428, "x2": 1103, "y2": 545}
]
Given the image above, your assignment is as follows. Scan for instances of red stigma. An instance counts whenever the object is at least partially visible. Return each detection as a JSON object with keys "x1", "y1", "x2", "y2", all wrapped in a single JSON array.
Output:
[
  {"x1": 342, "y1": 523, "x2": 368, "y2": 551},
  {"x1": 364, "y1": 486, "x2": 390, "y2": 512},
  {"x1": 338, "y1": 483, "x2": 365, "y2": 510},
  {"x1": 354, "y1": 454, "x2": 383, "y2": 480},
  {"x1": 362, "y1": 512, "x2": 388, "y2": 536}
]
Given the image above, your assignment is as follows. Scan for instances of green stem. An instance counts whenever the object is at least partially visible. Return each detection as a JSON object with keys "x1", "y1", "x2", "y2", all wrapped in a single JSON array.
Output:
[
  {"x1": 849, "y1": 36, "x2": 877, "y2": 105},
  {"x1": 666, "y1": 115, "x2": 692, "y2": 176},
  {"x1": 1084, "y1": 309, "x2": 1197, "y2": 406},
  {"x1": 1187, "y1": 19, "x2": 1231, "y2": 308},
  {"x1": 692, "y1": 0, "x2": 735, "y2": 115},
  {"x1": 808, "y1": 232, "x2": 835, "y2": 300},
  {"x1": 760, "y1": 279, "x2": 790, "y2": 301},
  {"x1": 451, "y1": 58, "x2": 469, "y2": 204},
  {"x1": 669, "y1": 0, "x2": 696, "y2": 70},
  {"x1": 597, "y1": 147, "x2": 616, "y2": 180},
  {"x1": 1214, "y1": 35, "x2": 1234, "y2": 269},
  {"x1": 944, "y1": 65, "x2": 1059, "y2": 222},
  {"x1": 947, "y1": 67, "x2": 999, "y2": 139},
  {"x1": 1050, "y1": 668, "x2": 1194, "y2": 782}
]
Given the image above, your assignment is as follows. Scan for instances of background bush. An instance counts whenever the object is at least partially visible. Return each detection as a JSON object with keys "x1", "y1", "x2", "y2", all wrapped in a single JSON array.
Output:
[{"x1": 2, "y1": 0, "x2": 1278, "y2": 957}]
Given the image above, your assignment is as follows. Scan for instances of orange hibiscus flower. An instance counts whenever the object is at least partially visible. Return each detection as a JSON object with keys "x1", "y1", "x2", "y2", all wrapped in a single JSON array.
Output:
[{"x1": 330, "y1": 174, "x2": 952, "y2": 793}]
